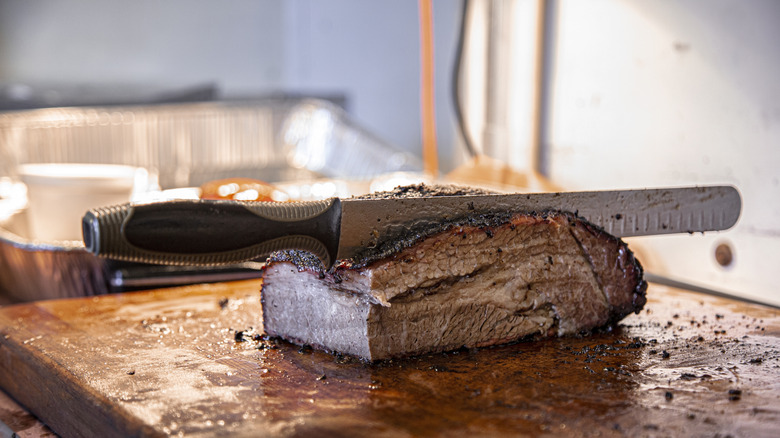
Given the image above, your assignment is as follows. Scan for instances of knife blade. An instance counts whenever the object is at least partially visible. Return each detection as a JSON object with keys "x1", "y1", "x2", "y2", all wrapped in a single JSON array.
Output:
[{"x1": 82, "y1": 185, "x2": 741, "y2": 268}]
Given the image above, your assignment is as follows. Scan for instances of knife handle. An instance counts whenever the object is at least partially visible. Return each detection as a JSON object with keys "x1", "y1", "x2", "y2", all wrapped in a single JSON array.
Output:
[{"x1": 82, "y1": 198, "x2": 342, "y2": 268}]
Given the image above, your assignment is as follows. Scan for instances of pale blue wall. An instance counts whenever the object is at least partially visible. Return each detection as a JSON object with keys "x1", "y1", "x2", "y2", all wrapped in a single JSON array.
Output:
[{"x1": 0, "y1": 0, "x2": 461, "y2": 167}]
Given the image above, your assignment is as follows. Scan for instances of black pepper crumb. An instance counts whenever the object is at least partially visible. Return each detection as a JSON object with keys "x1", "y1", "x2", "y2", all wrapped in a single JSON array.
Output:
[
  {"x1": 218, "y1": 297, "x2": 229, "y2": 310},
  {"x1": 665, "y1": 391, "x2": 673, "y2": 400},
  {"x1": 126, "y1": 370, "x2": 135, "y2": 375},
  {"x1": 662, "y1": 350, "x2": 671, "y2": 359}
]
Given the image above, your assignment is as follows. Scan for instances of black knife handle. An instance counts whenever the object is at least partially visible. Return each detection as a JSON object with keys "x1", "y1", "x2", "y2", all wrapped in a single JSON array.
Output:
[{"x1": 82, "y1": 198, "x2": 342, "y2": 268}]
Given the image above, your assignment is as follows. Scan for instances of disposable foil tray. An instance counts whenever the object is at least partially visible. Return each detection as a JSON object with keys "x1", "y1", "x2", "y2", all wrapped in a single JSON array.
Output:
[{"x1": 0, "y1": 98, "x2": 422, "y2": 302}]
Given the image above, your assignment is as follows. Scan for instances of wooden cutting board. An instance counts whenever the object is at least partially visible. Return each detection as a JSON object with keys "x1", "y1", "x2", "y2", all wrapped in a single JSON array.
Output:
[{"x1": 0, "y1": 280, "x2": 778, "y2": 437}]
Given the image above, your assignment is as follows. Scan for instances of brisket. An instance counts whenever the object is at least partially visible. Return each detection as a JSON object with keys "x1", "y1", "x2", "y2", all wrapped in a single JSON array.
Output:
[{"x1": 261, "y1": 185, "x2": 647, "y2": 361}]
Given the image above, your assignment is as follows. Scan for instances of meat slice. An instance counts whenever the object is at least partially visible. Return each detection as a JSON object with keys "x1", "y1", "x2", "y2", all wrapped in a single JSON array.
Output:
[{"x1": 261, "y1": 186, "x2": 647, "y2": 361}]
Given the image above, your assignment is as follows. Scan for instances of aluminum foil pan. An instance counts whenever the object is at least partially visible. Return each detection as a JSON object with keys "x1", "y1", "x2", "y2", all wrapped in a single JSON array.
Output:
[
  {"x1": 0, "y1": 98, "x2": 422, "y2": 303},
  {"x1": 0, "y1": 213, "x2": 107, "y2": 303}
]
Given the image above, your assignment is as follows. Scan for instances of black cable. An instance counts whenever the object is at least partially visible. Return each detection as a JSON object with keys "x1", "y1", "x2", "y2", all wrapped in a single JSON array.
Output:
[{"x1": 451, "y1": 0, "x2": 479, "y2": 158}]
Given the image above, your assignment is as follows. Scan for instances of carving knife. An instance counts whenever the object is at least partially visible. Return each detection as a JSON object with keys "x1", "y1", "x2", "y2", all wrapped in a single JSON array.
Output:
[{"x1": 82, "y1": 185, "x2": 741, "y2": 269}]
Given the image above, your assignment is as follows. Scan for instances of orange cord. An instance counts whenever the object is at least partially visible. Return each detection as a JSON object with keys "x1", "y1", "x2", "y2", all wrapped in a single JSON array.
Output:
[{"x1": 419, "y1": 0, "x2": 439, "y2": 178}]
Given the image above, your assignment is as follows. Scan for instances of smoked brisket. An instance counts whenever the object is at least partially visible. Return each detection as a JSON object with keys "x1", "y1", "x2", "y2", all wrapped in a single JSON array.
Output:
[{"x1": 261, "y1": 185, "x2": 647, "y2": 361}]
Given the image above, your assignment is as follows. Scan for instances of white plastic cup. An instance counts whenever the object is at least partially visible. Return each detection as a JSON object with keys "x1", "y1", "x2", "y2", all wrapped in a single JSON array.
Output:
[{"x1": 18, "y1": 163, "x2": 147, "y2": 242}]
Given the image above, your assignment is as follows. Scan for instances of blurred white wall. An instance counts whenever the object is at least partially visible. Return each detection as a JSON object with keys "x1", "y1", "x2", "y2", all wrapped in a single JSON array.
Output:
[
  {"x1": 462, "y1": 0, "x2": 780, "y2": 305},
  {"x1": 541, "y1": 0, "x2": 780, "y2": 305}
]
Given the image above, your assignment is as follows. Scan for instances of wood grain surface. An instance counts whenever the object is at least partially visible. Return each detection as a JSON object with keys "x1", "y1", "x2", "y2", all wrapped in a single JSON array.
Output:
[{"x1": 0, "y1": 280, "x2": 778, "y2": 437}]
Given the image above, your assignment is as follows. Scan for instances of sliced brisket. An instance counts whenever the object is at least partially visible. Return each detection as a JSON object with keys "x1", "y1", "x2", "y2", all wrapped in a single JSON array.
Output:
[{"x1": 261, "y1": 185, "x2": 647, "y2": 361}]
